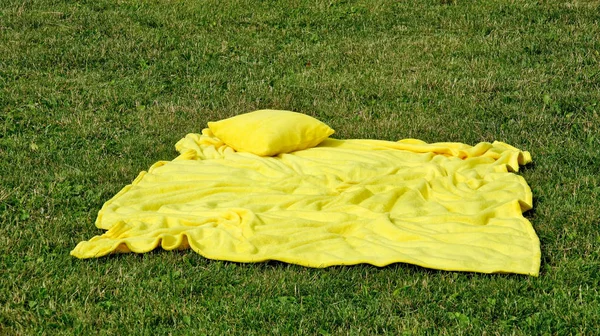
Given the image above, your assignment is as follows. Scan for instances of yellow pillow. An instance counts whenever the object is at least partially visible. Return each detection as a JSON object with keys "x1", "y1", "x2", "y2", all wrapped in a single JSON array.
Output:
[{"x1": 207, "y1": 109, "x2": 335, "y2": 156}]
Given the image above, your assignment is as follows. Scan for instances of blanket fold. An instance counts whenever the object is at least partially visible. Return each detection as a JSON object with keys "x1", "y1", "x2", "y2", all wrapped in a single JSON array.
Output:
[{"x1": 72, "y1": 131, "x2": 540, "y2": 276}]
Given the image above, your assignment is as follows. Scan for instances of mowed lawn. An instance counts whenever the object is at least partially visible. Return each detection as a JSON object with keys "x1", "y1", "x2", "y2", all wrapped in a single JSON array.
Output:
[{"x1": 1, "y1": 0, "x2": 599, "y2": 334}]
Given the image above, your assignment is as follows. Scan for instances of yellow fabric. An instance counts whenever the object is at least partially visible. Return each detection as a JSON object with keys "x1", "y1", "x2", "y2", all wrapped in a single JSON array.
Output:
[
  {"x1": 71, "y1": 130, "x2": 540, "y2": 276},
  {"x1": 207, "y1": 109, "x2": 335, "y2": 156}
]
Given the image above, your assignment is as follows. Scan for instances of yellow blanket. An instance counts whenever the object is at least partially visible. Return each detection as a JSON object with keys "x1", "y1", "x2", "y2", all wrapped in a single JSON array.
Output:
[{"x1": 71, "y1": 130, "x2": 541, "y2": 276}]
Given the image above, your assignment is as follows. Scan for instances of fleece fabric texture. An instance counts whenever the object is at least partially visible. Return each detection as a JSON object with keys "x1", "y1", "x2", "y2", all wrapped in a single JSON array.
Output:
[{"x1": 71, "y1": 129, "x2": 541, "y2": 276}]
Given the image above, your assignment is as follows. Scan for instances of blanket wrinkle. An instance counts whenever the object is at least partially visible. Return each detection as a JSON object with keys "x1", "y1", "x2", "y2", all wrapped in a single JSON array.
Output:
[{"x1": 72, "y1": 132, "x2": 541, "y2": 276}]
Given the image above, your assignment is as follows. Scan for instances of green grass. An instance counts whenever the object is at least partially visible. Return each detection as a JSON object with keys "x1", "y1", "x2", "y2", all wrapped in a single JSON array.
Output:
[{"x1": 1, "y1": 0, "x2": 599, "y2": 334}]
